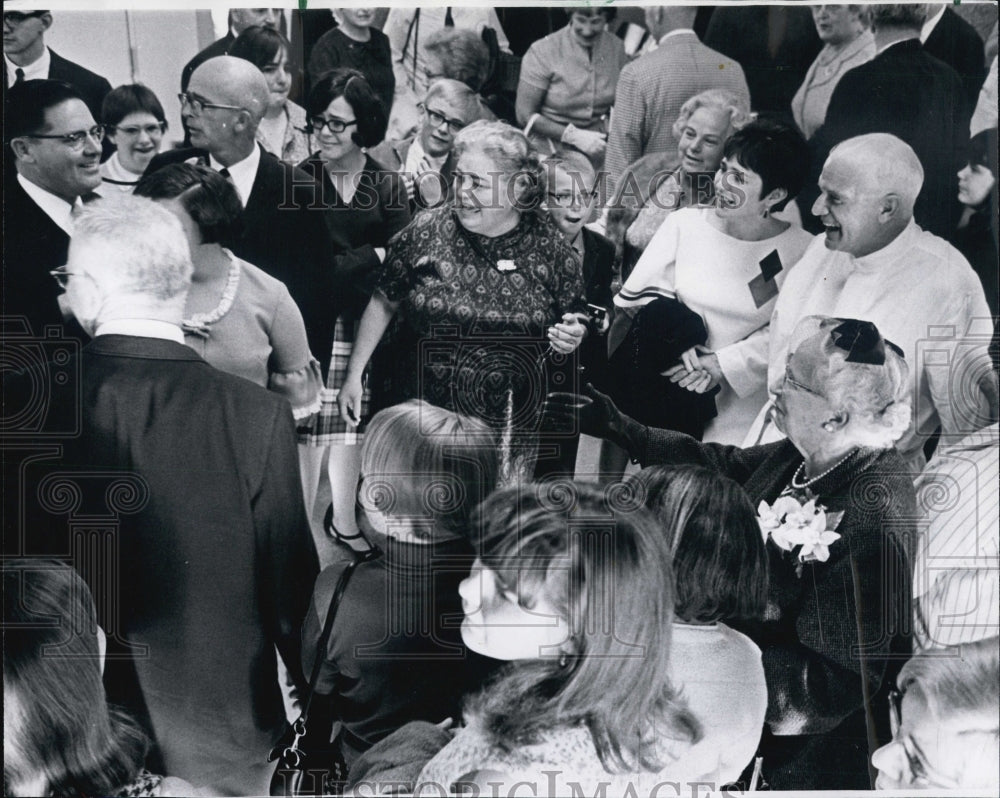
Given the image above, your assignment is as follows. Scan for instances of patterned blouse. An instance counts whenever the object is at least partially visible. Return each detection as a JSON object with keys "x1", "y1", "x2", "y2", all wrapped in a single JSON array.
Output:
[{"x1": 374, "y1": 205, "x2": 585, "y2": 429}]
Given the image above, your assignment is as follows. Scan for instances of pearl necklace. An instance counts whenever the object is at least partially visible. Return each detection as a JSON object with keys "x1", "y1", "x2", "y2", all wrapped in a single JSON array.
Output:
[
  {"x1": 790, "y1": 450, "x2": 855, "y2": 490},
  {"x1": 182, "y1": 248, "x2": 240, "y2": 339}
]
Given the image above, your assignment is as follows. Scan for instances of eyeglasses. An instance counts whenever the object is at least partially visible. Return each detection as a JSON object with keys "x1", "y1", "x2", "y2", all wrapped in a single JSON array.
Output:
[
  {"x1": 4, "y1": 11, "x2": 48, "y2": 25},
  {"x1": 50, "y1": 267, "x2": 81, "y2": 288},
  {"x1": 546, "y1": 191, "x2": 596, "y2": 208},
  {"x1": 107, "y1": 122, "x2": 167, "y2": 137},
  {"x1": 782, "y1": 362, "x2": 825, "y2": 399},
  {"x1": 421, "y1": 106, "x2": 467, "y2": 134},
  {"x1": 309, "y1": 116, "x2": 357, "y2": 134},
  {"x1": 178, "y1": 92, "x2": 246, "y2": 115},
  {"x1": 23, "y1": 125, "x2": 105, "y2": 151},
  {"x1": 886, "y1": 688, "x2": 962, "y2": 789}
]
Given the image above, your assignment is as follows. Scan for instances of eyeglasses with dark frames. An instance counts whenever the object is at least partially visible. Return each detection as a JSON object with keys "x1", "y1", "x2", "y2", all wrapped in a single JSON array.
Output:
[
  {"x1": 107, "y1": 121, "x2": 167, "y2": 137},
  {"x1": 49, "y1": 267, "x2": 81, "y2": 289},
  {"x1": 309, "y1": 116, "x2": 358, "y2": 134},
  {"x1": 178, "y1": 92, "x2": 246, "y2": 115},
  {"x1": 22, "y1": 125, "x2": 105, "y2": 151},
  {"x1": 420, "y1": 105, "x2": 467, "y2": 134}
]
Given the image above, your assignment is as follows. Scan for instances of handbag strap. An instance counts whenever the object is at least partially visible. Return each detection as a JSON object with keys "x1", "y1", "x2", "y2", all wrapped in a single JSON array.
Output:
[{"x1": 298, "y1": 540, "x2": 383, "y2": 725}]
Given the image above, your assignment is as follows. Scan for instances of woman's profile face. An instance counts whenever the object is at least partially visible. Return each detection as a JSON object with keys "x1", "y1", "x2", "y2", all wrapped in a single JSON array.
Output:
[
  {"x1": 459, "y1": 559, "x2": 571, "y2": 661},
  {"x1": 872, "y1": 685, "x2": 999, "y2": 790},
  {"x1": 453, "y1": 148, "x2": 522, "y2": 238},
  {"x1": 261, "y1": 46, "x2": 293, "y2": 110},
  {"x1": 714, "y1": 155, "x2": 769, "y2": 221},
  {"x1": 771, "y1": 346, "x2": 834, "y2": 455},
  {"x1": 957, "y1": 162, "x2": 996, "y2": 207},
  {"x1": 677, "y1": 106, "x2": 731, "y2": 175},
  {"x1": 811, "y1": 5, "x2": 864, "y2": 47}
]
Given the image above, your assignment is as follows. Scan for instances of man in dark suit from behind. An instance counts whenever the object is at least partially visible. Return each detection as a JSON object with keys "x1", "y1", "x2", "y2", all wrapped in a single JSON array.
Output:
[
  {"x1": 803, "y1": 4, "x2": 970, "y2": 239},
  {"x1": 4, "y1": 79, "x2": 103, "y2": 340},
  {"x1": 180, "y1": 7, "x2": 281, "y2": 92},
  {"x1": 5, "y1": 195, "x2": 320, "y2": 795},
  {"x1": 146, "y1": 56, "x2": 343, "y2": 380},
  {"x1": 2, "y1": 10, "x2": 111, "y2": 121},
  {"x1": 921, "y1": 2, "x2": 987, "y2": 113}
]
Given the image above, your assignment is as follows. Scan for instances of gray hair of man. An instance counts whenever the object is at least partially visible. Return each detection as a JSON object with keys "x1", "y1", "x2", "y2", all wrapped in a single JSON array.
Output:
[
  {"x1": 671, "y1": 88, "x2": 753, "y2": 143},
  {"x1": 829, "y1": 133, "x2": 924, "y2": 217},
  {"x1": 870, "y1": 4, "x2": 928, "y2": 31},
  {"x1": 72, "y1": 195, "x2": 194, "y2": 305},
  {"x1": 423, "y1": 77, "x2": 483, "y2": 124}
]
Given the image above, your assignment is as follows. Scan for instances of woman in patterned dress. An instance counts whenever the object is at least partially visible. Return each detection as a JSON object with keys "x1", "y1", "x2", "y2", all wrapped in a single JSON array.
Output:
[{"x1": 337, "y1": 120, "x2": 587, "y2": 479}]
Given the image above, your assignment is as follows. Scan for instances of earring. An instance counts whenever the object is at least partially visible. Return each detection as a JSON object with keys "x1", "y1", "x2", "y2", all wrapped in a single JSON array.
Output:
[
  {"x1": 761, "y1": 207, "x2": 770, "y2": 219},
  {"x1": 823, "y1": 422, "x2": 835, "y2": 433}
]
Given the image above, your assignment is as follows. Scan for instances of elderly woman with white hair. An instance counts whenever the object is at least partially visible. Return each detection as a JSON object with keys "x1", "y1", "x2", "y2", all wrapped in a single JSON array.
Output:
[
  {"x1": 872, "y1": 635, "x2": 999, "y2": 791},
  {"x1": 338, "y1": 120, "x2": 587, "y2": 478},
  {"x1": 550, "y1": 315, "x2": 917, "y2": 789}
]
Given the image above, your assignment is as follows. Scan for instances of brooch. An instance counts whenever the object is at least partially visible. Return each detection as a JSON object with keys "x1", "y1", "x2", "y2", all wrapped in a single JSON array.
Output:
[{"x1": 496, "y1": 259, "x2": 517, "y2": 272}]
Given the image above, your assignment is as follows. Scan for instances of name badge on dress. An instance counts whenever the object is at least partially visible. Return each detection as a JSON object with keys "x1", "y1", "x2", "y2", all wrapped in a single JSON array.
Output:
[{"x1": 748, "y1": 250, "x2": 783, "y2": 308}]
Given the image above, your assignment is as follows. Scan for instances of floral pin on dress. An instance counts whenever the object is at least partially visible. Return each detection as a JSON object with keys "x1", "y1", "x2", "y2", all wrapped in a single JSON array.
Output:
[{"x1": 758, "y1": 490, "x2": 844, "y2": 577}]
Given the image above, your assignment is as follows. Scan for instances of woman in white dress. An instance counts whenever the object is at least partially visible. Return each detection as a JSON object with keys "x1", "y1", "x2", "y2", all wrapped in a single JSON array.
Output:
[
  {"x1": 99, "y1": 84, "x2": 167, "y2": 194},
  {"x1": 616, "y1": 120, "x2": 814, "y2": 445}
]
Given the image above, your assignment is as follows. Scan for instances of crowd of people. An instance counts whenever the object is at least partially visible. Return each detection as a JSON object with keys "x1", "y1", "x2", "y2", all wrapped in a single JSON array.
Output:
[{"x1": 3, "y1": 4, "x2": 998, "y2": 796}]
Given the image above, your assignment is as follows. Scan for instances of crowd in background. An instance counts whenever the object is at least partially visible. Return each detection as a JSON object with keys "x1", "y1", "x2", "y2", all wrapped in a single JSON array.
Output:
[{"x1": 3, "y1": 4, "x2": 999, "y2": 796}]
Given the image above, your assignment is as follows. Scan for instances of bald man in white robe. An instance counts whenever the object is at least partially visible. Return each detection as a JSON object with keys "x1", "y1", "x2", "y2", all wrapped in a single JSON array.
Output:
[{"x1": 744, "y1": 134, "x2": 993, "y2": 469}]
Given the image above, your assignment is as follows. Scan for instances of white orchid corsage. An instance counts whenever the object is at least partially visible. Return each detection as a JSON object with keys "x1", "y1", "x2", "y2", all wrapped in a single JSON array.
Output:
[{"x1": 758, "y1": 493, "x2": 843, "y2": 576}]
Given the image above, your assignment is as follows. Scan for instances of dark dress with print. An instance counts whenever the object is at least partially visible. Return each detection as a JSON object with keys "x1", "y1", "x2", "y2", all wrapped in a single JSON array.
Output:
[
  {"x1": 374, "y1": 206, "x2": 586, "y2": 473},
  {"x1": 296, "y1": 153, "x2": 411, "y2": 442}
]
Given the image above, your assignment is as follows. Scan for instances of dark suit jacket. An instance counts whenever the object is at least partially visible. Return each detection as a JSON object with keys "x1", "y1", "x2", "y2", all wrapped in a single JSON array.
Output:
[
  {"x1": 3, "y1": 335, "x2": 318, "y2": 795},
  {"x1": 44, "y1": 49, "x2": 112, "y2": 121},
  {"x1": 144, "y1": 145, "x2": 346, "y2": 376},
  {"x1": 180, "y1": 33, "x2": 234, "y2": 92},
  {"x1": 804, "y1": 39, "x2": 970, "y2": 239},
  {"x1": 923, "y1": 8, "x2": 987, "y2": 113},
  {"x1": 578, "y1": 227, "x2": 615, "y2": 385},
  {"x1": 2, "y1": 174, "x2": 88, "y2": 341}
]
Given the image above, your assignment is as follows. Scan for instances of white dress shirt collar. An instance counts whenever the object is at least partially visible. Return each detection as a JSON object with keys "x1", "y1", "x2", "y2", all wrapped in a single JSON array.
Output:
[
  {"x1": 5, "y1": 46, "x2": 50, "y2": 86},
  {"x1": 659, "y1": 29, "x2": 696, "y2": 45},
  {"x1": 18, "y1": 173, "x2": 79, "y2": 236},
  {"x1": 94, "y1": 319, "x2": 185, "y2": 343},
  {"x1": 209, "y1": 143, "x2": 260, "y2": 206},
  {"x1": 920, "y1": 7, "x2": 947, "y2": 43}
]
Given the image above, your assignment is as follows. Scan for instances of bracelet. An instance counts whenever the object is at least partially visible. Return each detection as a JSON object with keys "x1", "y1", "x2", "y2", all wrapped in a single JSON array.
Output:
[{"x1": 523, "y1": 112, "x2": 542, "y2": 139}]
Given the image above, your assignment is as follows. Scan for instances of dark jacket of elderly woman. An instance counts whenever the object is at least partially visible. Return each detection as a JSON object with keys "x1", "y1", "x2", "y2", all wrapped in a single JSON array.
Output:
[{"x1": 621, "y1": 424, "x2": 915, "y2": 789}]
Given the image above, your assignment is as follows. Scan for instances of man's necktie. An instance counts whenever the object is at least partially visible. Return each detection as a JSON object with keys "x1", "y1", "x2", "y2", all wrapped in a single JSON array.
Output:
[
  {"x1": 14, "y1": 67, "x2": 25, "y2": 86},
  {"x1": 444, "y1": 7, "x2": 454, "y2": 27},
  {"x1": 218, "y1": 167, "x2": 231, "y2": 180}
]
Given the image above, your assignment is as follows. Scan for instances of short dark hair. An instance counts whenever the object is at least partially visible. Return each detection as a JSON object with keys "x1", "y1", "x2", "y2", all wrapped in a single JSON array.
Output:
[
  {"x1": 229, "y1": 24, "x2": 290, "y2": 71},
  {"x1": 871, "y1": 4, "x2": 927, "y2": 31},
  {"x1": 564, "y1": 7, "x2": 617, "y2": 22},
  {"x1": 134, "y1": 162, "x2": 245, "y2": 247},
  {"x1": 306, "y1": 68, "x2": 387, "y2": 149},
  {"x1": 4, "y1": 79, "x2": 86, "y2": 143},
  {"x1": 101, "y1": 83, "x2": 167, "y2": 128},
  {"x1": 630, "y1": 465, "x2": 769, "y2": 624},
  {"x1": 723, "y1": 118, "x2": 810, "y2": 211},
  {"x1": 968, "y1": 128, "x2": 997, "y2": 170}
]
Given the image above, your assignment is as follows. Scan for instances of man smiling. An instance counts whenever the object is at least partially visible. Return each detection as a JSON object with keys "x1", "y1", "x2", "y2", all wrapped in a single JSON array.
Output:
[
  {"x1": 746, "y1": 133, "x2": 992, "y2": 468},
  {"x1": 4, "y1": 79, "x2": 102, "y2": 338}
]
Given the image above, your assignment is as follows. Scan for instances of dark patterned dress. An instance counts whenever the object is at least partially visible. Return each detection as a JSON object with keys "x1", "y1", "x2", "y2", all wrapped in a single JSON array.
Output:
[{"x1": 374, "y1": 205, "x2": 585, "y2": 469}]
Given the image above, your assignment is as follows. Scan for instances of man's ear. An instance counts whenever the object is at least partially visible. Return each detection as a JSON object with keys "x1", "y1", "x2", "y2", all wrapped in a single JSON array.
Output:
[
  {"x1": 39, "y1": 12, "x2": 54, "y2": 31},
  {"x1": 10, "y1": 137, "x2": 35, "y2": 162},
  {"x1": 878, "y1": 192, "x2": 902, "y2": 223}
]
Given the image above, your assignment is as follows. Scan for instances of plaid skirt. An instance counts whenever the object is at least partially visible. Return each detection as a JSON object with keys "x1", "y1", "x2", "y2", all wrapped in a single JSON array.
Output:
[{"x1": 297, "y1": 316, "x2": 370, "y2": 446}]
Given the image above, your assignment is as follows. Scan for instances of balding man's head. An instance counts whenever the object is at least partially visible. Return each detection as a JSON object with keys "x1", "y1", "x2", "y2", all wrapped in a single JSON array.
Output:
[
  {"x1": 812, "y1": 134, "x2": 923, "y2": 258},
  {"x1": 184, "y1": 57, "x2": 268, "y2": 157}
]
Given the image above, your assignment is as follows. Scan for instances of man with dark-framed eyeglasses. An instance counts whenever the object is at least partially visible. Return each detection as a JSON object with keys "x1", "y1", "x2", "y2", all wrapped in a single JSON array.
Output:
[
  {"x1": 370, "y1": 78, "x2": 482, "y2": 212},
  {"x1": 4, "y1": 78, "x2": 103, "y2": 340},
  {"x1": 3, "y1": 9, "x2": 111, "y2": 122}
]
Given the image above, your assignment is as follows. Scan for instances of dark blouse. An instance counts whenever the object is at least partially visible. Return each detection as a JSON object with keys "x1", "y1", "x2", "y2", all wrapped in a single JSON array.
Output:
[
  {"x1": 625, "y1": 424, "x2": 916, "y2": 789},
  {"x1": 301, "y1": 537, "x2": 500, "y2": 759},
  {"x1": 373, "y1": 206, "x2": 586, "y2": 424},
  {"x1": 296, "y1": 153, "x2": 411, "y2": 319},
  {"x1": 307, "y1": 27, "x2": 395, "y2": 114}
]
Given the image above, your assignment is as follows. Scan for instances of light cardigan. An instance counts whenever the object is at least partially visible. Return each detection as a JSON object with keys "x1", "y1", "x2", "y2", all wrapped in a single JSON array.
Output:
[
  {"x1": 791, "y1": 31, "x2": 876, "y2": 140},
  {"x1": 617, "y1": 208, "x2": 813, "y2": 445}
]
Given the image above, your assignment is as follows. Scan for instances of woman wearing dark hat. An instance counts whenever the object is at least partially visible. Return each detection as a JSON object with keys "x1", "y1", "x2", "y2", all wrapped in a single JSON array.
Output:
[{"x1": 551, "y1": 315, "x2": 917, "y2": 790}]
